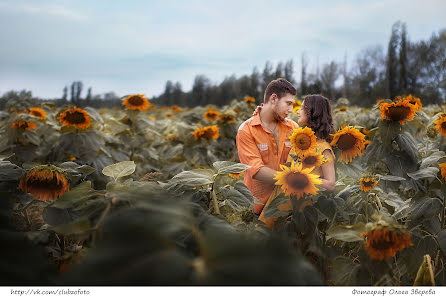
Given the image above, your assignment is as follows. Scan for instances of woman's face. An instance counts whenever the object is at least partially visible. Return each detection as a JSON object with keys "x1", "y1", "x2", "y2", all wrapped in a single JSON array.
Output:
[{"x1": 297, "y1": 102, "x2": 308, "y2": 125}]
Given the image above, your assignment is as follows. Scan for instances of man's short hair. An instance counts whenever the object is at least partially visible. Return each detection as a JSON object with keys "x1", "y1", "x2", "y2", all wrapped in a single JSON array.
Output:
[{"x1": 264, "y1": 78, "x2": 296, "y2": 103}]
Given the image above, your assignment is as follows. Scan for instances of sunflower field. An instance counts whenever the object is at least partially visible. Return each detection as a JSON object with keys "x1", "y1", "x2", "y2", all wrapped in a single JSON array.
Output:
[{"x1": 1, "y1": 93, "x2": 446, "y2": 286}]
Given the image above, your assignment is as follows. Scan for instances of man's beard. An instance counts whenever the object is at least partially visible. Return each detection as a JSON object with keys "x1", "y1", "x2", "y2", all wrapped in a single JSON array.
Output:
[{"x1": 272, "y1": 107, "x2": 284, "y2": 122}]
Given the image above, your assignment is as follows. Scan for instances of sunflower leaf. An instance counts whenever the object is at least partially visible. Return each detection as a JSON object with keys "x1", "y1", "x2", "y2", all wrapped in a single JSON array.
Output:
[
  {"x1": 326, "y1": 223, "x2": 366, "y2": 242},
  {"x1": 0, "y1": 160, "x2": 23, "y2": 181},
  {"x1": 376, "y1": 174, "x2": 406, "y2": 181},
  {"x1": 213, "y1": 161, "x2": 250, "y2": 175},
  {"x1": 102, "y1": 161, "x2": 136, "y2": 182},
  {"x1": 407, "y1": 167, "x2": 439, "y2": 181},
  {"x1": 409, "y1": 197, "x2": 443, "y2": 221},
  {"x1": 395, "y1": 132, "x2": 419, "y2": 163},
  {"x1": 263, "y1": 193, "x2": 291, "y2": 220},
  {"x1": 169, "y1": 169, "x2": 214, "y2": 188}
]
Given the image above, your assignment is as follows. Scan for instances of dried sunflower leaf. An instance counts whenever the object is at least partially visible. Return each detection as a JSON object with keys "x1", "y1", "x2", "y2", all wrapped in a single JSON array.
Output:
[{"x1": 102, "y1": 161, "x2": 136, "y2": 181}]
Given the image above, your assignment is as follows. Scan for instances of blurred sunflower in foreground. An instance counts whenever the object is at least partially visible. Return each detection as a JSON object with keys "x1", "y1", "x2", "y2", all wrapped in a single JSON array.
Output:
[
  {"x1": 293, "y1": 99, "x2": 302, "y2": 113},
  {"x1": 361, "y1": 218, "x2": 413, "y2": 261},
  {"x1": 18, "y1": 165, "x2": 70, "y2": 201},
  {"x1": 29, "y1": 107, "x2": 46, "y2": 120},
  {"x1": 330, "y1": 126, "x2": 365, "y2": 164},
  {"x1": 300, "y1": 151, "x2": 326, "y2": 169},
  {"x1": 289, "y1": 127, "x2": 317, "y2": 157},
  {"x1": 122, "y1": 94, "x2": 151, "y2": 111},
  {"x1": 379, "y1": 98, "x2": 416, "y2": 124},
  {"x1": 204, "y1": 109, "x2": 219, "y2": 121},
  {"x1": 434, "y1": 113, "x2": 446, "y2": 136},
  {"x1": 274, "y1": 161, "x2": 322, "y2": 198},
  {"x1": 193, "y1": 125, "x2": 219, "y2": 140},
  {"x1": 58, "y1": 106, "x2": 91, "y2": 129},
  {"x1": 11, "y1": 121, "x2": 37, "y2": 131}
]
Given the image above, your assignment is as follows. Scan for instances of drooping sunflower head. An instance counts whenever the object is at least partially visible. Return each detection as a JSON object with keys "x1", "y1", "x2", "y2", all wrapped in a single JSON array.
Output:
[
  {"x1": 433, "y1": 114, "x2": 446, "y2": 137},
  {"x1": 404, "y1": 94, "x2": 422, "y2": 112},
  {"x1": 204, "y1": 109, "x2": 219, "y2": 121},
  {"x1": 58, "y1": 106, "x2": 91, "y2": 129},
  {"x1": 360, "y1": 176, "x2": 378, "y2": 192},
  {"x1": 18, "y1": 165, "x2": 70, "y2": 201},
  {"x1": 122, "y1": 94, "x2": 151, "y2": 111},
  {"x1": 244, "y1": 96, "x2": 256, "y2": 104},
  {"x1": 379, "y1": 99, "x2": 417, "y2": 124},
  {"x1": 293, "y1": 99, "x2": 302, "y2": 113},
  {"x1": 171, "y1": 106, "x2": 181, "y2": 113},
  {"x1": 300, "y1": 150, "x2": 325, "y2": 169},
  {"x1": 29, "y1": 107, "x2": 46, "y2": 120},
  {"x1": 218, "y1": 113, "x2": 236, "y2": 124},
  {"x1": 361, "y1": 221, "x2": 413, "y2": 261},
  {"x1": 330, "y1": 126, "x2": 366, "y2": 164},
  {"x1": 439, "y1": 163, "x2": 446, "y2": 180},
  {"x1": 192, "y1": 125, "x2": 219, "y2": 140},
  {"x1": 11, "y1": 121, "x2": 37, "y2": 131},
  {"x1": 274, "y1": 161, "x2": 322, "y2": 198},
  {"x1": 289, "y1": 127, "x2": 317, "y2": 156}
]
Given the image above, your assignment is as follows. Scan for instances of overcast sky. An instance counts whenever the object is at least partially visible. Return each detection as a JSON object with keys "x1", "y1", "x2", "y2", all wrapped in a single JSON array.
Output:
[{"x1": 0, "y1": 0, "x2": 445, "y2": 99}]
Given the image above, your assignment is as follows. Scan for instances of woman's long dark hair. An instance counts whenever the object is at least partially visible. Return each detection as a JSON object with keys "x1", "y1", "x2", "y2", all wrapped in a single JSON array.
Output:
[{"x1": 302, "y1": 94, "x2": 335, "y2": 142}]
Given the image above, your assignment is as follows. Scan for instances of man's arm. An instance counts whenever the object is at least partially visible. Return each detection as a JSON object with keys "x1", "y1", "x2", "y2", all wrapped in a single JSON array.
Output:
[{"x1": 236, "y1": 129, "x2": 277, "y2": 184}]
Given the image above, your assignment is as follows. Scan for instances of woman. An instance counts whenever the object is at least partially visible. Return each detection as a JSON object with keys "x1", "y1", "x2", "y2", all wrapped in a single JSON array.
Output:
[{"x1": 258, "y1": 94, "x2": 336, "y2": 229}]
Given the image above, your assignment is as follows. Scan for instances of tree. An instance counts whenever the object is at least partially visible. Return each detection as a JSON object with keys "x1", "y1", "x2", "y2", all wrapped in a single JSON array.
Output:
[
  {"x1": 320, "y1": 61, "x2": 339, "y2": 100},
  {"x1": 284, "y1": 59, "x2": 295, "y2": 85},
  {"x1": 399, "y1": 22, "x2": 408, "y2": 94},
  {"x1": 300, "y1": 53, "x2": 308, "y2": 96},
  {"x1": 386, "y1": 22, "x2": 401, "y2": 99}
]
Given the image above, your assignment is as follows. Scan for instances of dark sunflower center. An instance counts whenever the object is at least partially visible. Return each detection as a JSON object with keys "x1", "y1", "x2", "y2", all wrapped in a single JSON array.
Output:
[
  {"x1": 27, "y1": 174, "x2": 64, "y2": 191},
  {"x1": 441, "y1": 122, "x2": 446, "y2": 130},
  {"x1": 286, "y1": 172, "x2": 309, "y2": 190},
  {"x1": 362, "y1": 180, "x2": 375, "y2": 187},
  {"x1": 337, "y1": 133, "x2": 357, "y2": 150},
  {"x1": 303, "y1": 156, "x2": 317, "y2": 165},
  {"x1": 203, "y1": 128, "x2": 216, "y2": 138},
  {"x1": 387, "y1": 106, "x2": 411, "y2": 121},
  {"x1": 369, "y1": 230, "x2": 396, "y2": 250},
  {"x1": 21, "y1": 122, "x2": 30, "y2": 129},
  {"x1": 296, "y1": 134, "x2": 311, "y2": 150},
  {"x1": 31, "y1": 111, "x2": 42, "y2": 117},
  {"x1": 64, "y1": 111, "x2": 86, "y2": 124},
  {"x1": 128, "y1": 96, "x2": 144, "y2": 106}
]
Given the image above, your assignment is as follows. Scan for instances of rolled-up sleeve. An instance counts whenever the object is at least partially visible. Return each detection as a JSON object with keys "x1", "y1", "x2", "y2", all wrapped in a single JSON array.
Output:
[{"x1": 236, "y1": 129, "x2": 264, "y2": 179}]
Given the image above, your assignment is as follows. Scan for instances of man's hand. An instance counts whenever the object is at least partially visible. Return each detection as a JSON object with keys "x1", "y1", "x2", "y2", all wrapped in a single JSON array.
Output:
[{"x1": 253, "y1": 167, "x2": 278, "y2": 185}]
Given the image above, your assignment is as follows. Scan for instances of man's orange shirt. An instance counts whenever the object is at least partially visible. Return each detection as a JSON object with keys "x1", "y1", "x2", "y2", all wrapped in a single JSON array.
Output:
[{"x1": 236, "y1": 112, "x2": 299, "y2": 214}]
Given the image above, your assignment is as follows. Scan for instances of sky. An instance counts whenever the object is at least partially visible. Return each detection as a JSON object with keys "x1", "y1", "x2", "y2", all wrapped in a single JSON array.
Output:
[{"x1": 0, "y1": 0, "x2": 445, "y2": 99}]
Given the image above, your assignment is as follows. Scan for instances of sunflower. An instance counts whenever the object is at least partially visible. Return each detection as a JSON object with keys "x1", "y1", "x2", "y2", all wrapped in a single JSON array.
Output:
[
  {"x1": 150, "y1": 117, "x2": 156, "y2": 121},
  {"x1": 364, "y1": 140, "x2": 371, "y2": 150},
  {"x1": 360, "y1": 128, "x2": 369, "y2": 135},
  {"x1": 244, "y1": 96, "x2": 256, "y2": 104},
  {"x1": 11, "y1": 121, "x2": 37, "y2": 131},
  {"x1": 218, "y1": 113, "x2": 236, "y2": 124},
  {"x1": 360, "y1": 176, "x2": 378, "y2": 192},
  {"x1": 293, "y1": 100, "x2": 302, "y2": 113},
  {"x1": 234, "y1": 109, "x2": 242, "y2": 114},
  {"x1": 337, "y1": 106, "x2": 348, "y2": 112},
  {"x1": 289, "y1": 127, "x2": 317, "y2": 156},
  {"x1": 376, "y1": 99, "x2": 385, "y2": 104},
  {"x1": 165, "y1": 134, "x2": 179, "y2": 141},
  {"x1": 229, "y1": 172, "x2": 244, "y2": 179},
  {"x1": 300, "y1": 150, "x2": 325, "y2": 169},
  {"x1": 204, "y1": 109, "x2": 219, "y2": 121},
  {"x1": 439, "y1": 163, "x2": 446, "y2": 180},
  {"x1": 405, "y1": 94, "x2": 422, "y2": 112},
  {"x1": 361, "y1": 225, "x2": 413, "y2": 261},
  {"x1": 58, "y1": 106, "x2": 91, "y2": 129},
  {"x1": 29, "y1": 107, "x2": 46, "y2": 120},
  {"x1": 18, "y1": 165, "x2": 70, "y2": 201},
  {"x1": 274, "y1": 161, "x2": 322, "y2": 198},
  {"x1": 171, "y1": 106, "x2": 181, "y2": 113},
  {"x1": 330, "y1": 126, "x2": 366, "y2": 164},
  {"x1": 165, "y1": 113, "x2": 173, "y2": 118},
  {"x1": 379, "y1": 99, "x2": 416, "y2": 124},
  {"x1": 433, "y1": 114, "x2": 446, "y2": 136},
  {"x1": 122, "y1": 94, "x2": 151, "y2": 111},
  {"x1": 192, "y1": 125, "x2": 219, "y2": 140}
]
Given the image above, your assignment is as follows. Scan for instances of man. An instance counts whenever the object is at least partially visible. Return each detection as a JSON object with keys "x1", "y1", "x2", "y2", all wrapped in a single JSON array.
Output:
[{"x1": 236, "y1": 78, "x2": 298, "y2": 215}]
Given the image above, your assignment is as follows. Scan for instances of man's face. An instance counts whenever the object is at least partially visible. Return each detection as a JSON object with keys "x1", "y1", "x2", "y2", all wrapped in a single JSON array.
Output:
[{"x1": 271, "y1": 93, "x2": 295, "y2": 121}]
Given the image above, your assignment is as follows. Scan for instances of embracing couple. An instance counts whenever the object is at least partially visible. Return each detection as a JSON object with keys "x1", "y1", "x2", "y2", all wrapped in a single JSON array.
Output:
[{"x1": 236, "y1": 78, "x2": 336, "y2": 228}]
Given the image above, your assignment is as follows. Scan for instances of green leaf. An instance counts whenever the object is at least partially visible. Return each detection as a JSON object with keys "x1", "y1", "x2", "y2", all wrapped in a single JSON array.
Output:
[
  {"x1": 102, "y1": 161, "x2": 136, "y2": 181},
  {"x1": 0, "y1": 153, "x2": 14, "y2": 161},
  {"x1": 219, "y1": 185, "x2": 252, "y2": 208},
  {"x1": 263, "y1": 193, "x2": 291, "y2": 219},
  {"x1": 50, "y1": 217, "x2": 92, "y2": 236},
  {"x1": 51, "y1": 181, "x2": 96, "y2": 209},
  {"x1": 335, "y1": 185, "x2": 360, "y2": 200},
  {"x1": 326, "y1": 223, "x2": 366, "y2": 242},
  {"x1": 331, "y1": 256, "x2": 359, "y2": 285},
  {"x1": 437, "y1": 230, "x2": 446, "y2": 255},
  {"x1": 376, "y1": 174, "x2": 406, "y2": 181},
  {"x1": 410, "y1": 197, "x2": 443, "y2": 221},
  {"x1": 213, "y1": 161, "x2": 250, "y2": 174},
  {"x1": 234, "y1": 182, "x2": 261, "y2": 204},
  {"x1": 169, "y1": 169, "x2": 214, "y2": 187},
  {"x1": 0, "y1": 161, "x2": 23, "y2": 181},
  {"x1": 407, "y1": 167, "x2": 439, "y2": 180},
  {"x1": 395, "y1": 132, "x2": 418, "y2": 163},
  {"x1": 420, "y1": 150, "x2": 446, "y2": 169}
]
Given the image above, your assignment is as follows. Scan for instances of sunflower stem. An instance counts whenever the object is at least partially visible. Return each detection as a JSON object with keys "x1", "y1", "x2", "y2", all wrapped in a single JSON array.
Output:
[{"x1": 211, "y1": 189, "x2": 220, "y2": 215}]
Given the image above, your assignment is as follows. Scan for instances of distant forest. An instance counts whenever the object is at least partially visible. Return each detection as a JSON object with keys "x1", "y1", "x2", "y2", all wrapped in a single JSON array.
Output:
[{"x1": 1, "y1": 21, "x2": 445, "y2": 110}]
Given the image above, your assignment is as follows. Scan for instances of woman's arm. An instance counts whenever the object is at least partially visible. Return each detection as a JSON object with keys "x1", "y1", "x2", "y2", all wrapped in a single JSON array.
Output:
[{"x1": 320, "y1": 149, "x2": 336, "y2": 192}]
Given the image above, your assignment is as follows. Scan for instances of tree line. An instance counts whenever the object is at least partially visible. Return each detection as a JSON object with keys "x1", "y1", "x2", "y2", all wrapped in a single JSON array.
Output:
[{"x1": 1, "y1": 21, "x2": 445, "y2": 110}]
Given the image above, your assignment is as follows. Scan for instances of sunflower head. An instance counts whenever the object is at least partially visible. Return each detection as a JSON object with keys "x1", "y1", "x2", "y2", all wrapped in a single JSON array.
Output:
[
  {"x1": 361, "y1": 220, "x2": 413, "y2": 261},
  {"x1": 439, "y1": 163, "x2": 446, "y2": 180},
  {"x1": 379, "y1": 99, "x2": 417, "y2": 124},
  {"x1": 433, "y1": 114, "x2": 446, "y2": 137},
  {"x1": 293, "y1": 100, "x2": 302, "y2": 113},
  {"x1": 274, "y1": 161, "x2": 322, "y2": 198},
  {"x1": 337, "y1": 106, "x2": 348, "y2": 112},
  {"x1": 171, "y1": 106, "x2": 182, "y2": 113},
  {"x1": 404, "y1": 94, "x2": 422, "y2": 112},
  {"x1": 330, "y1": 126, "x2": 366, "y2": 164},
  {"x1": 165, "y1": 113, "x2": 173, "y2": 118},
  {"x1": 29, "y1": 107, "x2": 46, "y2": 120},
  {"x1": 234, "y1": 109, "x2": 242, "y2": 114},
  {"x1": 18, "y1": 165, "x2": 70, "y2": 201},
  {"x1": 229, "y1": 172, "x2": 244, "y2": 179},
  {"x1": 360, "y1": 176, "x2": 378, "y2": 192},
  {"x1": 203, "y1": 109, "x2": 219, "y2": 121},
  {"x1": 244, "y1": 96, "x2": 256, "y2": 104},
  {"x1": 300, "y1": 151, "x2": 325, "y2": 169},
  {"x1": 11, "y1": 121, "x2": 37, "y2": 131},
  {"x1": 218, "y1": 113, "x2": 236, "y2": 124},
  {"x1": 122, "y1": 94, "x2": 151, "y2": 111},
  {"x1": 289, "y1": 127, "x2": 317, "y2": 157},
  {"x1": 58, "y1": 106, "x2": 91, "y2": 129},
  {"x1": 192, "y1": 125, "x2": 219, "y2": 140}
]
